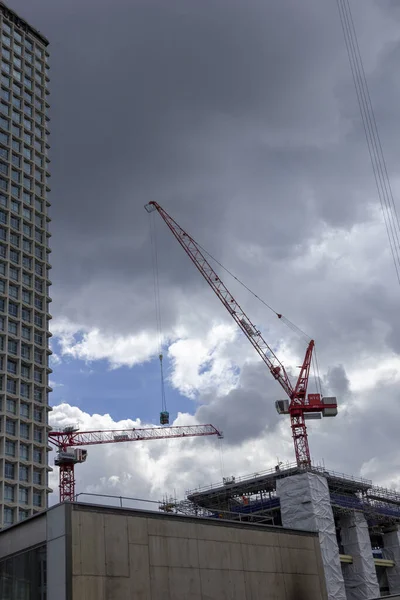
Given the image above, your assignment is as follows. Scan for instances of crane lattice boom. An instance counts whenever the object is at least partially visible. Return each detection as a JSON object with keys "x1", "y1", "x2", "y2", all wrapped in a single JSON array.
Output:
[
  {"x1": 145, "y1": 201, "x2": 338, "y2": 467},
  {"x1": 49, "y1": 424, "x2": 222, "y2": 503}
]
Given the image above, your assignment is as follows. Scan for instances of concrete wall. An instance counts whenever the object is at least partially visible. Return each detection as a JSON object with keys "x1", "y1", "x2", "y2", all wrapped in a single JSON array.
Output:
[{"x1": 71, "y1": 504, "x2": 328, "y2": 600}]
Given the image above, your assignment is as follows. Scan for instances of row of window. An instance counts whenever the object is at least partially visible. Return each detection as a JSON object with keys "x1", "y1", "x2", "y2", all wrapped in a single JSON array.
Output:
[
  {"x1": 0, "y1": 282, "x2": 46, "y2": 307},
  {"x1": 2, "y1": 20, "x2": 46, "y2": 58},
  {"x1": 0, "y1": 130, "x2": 46, "y2": 165},
  {"x1": 0, "y1": 103, "x2": 47, "y2": 144},
  {"x1": 4, "y1": 397, "x2": 42, "y2": 419},
  {"x1": 0, "y1": 60, "x2": 47, "y2": 102},
  {"x1": 0, "y1": 377, "x2": 46, "y2": 401},
  {"x1": 2, "y1": 418, "x2": 44, "y2": 440},
  {"x1": 0, "y1": 87, "x2": 46, "y2": 123},
  {"x1": 0, "y1": 231, "x2": 45, "y2": 259},
  {"x1": 3, "y1": 506, "x2": 30, "y2": 524},
  {"x1": 0, "y1": 116, "x2": 46, "y2": 155},
  {"x1": 0, "y1": 319, "x2": 46, "y2": 345},
  {"x1": 0, "y1": 300, "x2": 46, "y2": 326},
  {"x1": 1, "y1": 73, "x2": 46, "y2": 112},
  {"x1": 0, "y1": 190, "x2": 46, "y2": 217},
  {"x1": 0, "y1": 266, "x2": 47, "y2": 295},
  {"x1": 0, "y1": 212, "x2": 46, "y2": 236},
  {"x1": 0, "y1": 339, "x2": 45, "y2": 366},
  {"x1": 0, "y1": 42, "x2": 46, "y2": 76},
  {"x1": 0, "y1": 174, "x2": 44, "y2": 199},
  {"x1": 1, "y1": 358, "x2": 45, "y2": 381},
  {"x1": 4, "y1": 484, "x2": 43, "y2": 505},
  {"x1": 4, "y1": 439, "x2": 44, "y2": 462},
  {"x1": 0, "y1": 249, "x2": 48, "y2": 278},
  {"x1": 0, "y1": 157, "x2": 46, "y2": 185}
]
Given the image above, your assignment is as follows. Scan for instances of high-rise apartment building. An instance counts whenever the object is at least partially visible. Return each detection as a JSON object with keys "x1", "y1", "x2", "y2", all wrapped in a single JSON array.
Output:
[{"x1": 0, "y1": 3, "x2": 51, "y2": 528}]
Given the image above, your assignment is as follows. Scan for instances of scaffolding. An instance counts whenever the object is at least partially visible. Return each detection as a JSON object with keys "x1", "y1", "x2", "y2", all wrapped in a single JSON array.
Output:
[{"x1": 180, "y1": 463, "x2": 400, "y2": 526}]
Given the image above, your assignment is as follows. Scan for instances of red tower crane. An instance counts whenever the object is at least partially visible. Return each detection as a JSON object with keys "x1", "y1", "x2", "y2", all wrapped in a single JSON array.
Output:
[
  {"x1": 145, "y1": 201, "x2": 337, "y2": 467},
  {"x1": 49, "y1": 423, "x2": 222, "y2": 502}
]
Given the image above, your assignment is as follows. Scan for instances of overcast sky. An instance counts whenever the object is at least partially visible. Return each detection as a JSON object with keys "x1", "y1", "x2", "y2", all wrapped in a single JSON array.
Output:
[{"x1": 9, "y1": 0, "x2": 400, "y2": 506}]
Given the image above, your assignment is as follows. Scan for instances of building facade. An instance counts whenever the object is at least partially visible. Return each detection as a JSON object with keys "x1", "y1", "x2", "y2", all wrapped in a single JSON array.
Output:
[{"x1": 0, "y1": 3, "x2": 51, "y2": 528}]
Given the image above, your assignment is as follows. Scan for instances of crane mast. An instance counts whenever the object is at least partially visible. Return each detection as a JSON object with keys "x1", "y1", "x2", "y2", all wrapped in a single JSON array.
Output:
[
  {"x1": 49, "y1": 423, "x2": 222, "y2": 502},
  {"x1": 145, "y1": 201, "x2": 337, "y2": 467}
]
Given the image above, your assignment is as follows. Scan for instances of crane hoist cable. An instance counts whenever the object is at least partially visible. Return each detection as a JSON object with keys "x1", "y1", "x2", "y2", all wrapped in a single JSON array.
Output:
[{"x1": 149, "y1": 214, "x2": 170, "y2": 425}]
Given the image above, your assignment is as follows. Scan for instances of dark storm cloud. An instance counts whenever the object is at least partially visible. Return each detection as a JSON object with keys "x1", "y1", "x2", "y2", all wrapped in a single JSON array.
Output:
[{"x1": 9, "y1": 0, "x2": 390, "y2": 328}]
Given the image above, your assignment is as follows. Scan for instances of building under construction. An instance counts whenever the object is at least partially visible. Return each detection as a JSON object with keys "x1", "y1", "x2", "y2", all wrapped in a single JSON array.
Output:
[{"x1": 173, "y1": 463, "x2": 400, "y2": 599}]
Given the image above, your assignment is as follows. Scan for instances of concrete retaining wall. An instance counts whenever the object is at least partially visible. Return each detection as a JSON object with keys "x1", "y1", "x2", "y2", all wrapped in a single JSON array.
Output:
[{"x1": 71, "y1": 504, "x2": 328, "y2": 600}]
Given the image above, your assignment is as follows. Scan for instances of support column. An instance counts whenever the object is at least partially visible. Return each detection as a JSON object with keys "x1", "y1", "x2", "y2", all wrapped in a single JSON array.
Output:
[
  {"x1": 383, "y1": 528, "x2": 400, "y2": 594},
  {"x1": 339, "y1": 511, "x2": 380, "y2": 599},
  {"x1": 277, "y1": 472, "x2": 346, "y2": 600}
]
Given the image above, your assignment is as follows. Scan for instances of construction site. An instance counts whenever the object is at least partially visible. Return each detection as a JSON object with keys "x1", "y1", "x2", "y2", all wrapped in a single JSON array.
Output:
[{"x1": 1, "y1": 1, "x2": 400, "y2": 600}]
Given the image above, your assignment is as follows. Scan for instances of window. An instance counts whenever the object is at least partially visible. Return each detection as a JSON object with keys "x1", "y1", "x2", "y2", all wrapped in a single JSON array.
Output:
[
  {"x1": 21, "y1": 325, "x2": 30, "y2": 340},
  {"x1": 20, "y1": 402, "x2": 29, "y2": 418},
  {"x1": 19, "y1": 488, "x2": 28, "y2": 504},
  {"x1": 20, "y1": 443, "x2": 29, "y2": 460},
  {"x1": 23, "y1": 191, "x2": 32, "y2": 204},
  {"x1": 19, "y1": 465, "x2": 28, "y2": 481},
  {"x1": 35, "y1": 246, "x2": 43, "y2": 260},
  {"x1": 5, "y1": 462, "x2": 15, "y2": 480},
  {"x1": 8, "y1": 321, "x2": 17, "y2": 336},
  {"x1": 34, "y1": 297, "x2": 42, "y2": 310},
  {"x1": 6, "y1": 419, "x2": 16, "y2": 435},
  {"x1": 12, "y1": 96, "x2": 21, "y2": 109},
  {"x1": 10, "y1": 216, "x2": 20, "y2": 229},
  {"x1": 25, "y1": 39, "x2": 33, "y2": 52},
  {"x1": 20, "y1": 382, "x2": 29, "y2": 398},
  {"x1": 22, "y1": 290, "x2": 31, "y2": 304},
  {"x1": 33, "y1": 448, "x2": 42, "y2": 463},
  {"x1": 34, "y1": 407, "x2": 42, "y2": 422},
  {"x1": 34, "y1": 314, "x2": 42, "y2": 327},
  {"x1": 19, "y1": 509, "x2": 29, "y2": 521},
  {"x1": 35, "y1": 183, "x2": 42, "y2": 197},
  {"x1": 23, "y1": 222, "x2": 32, "y2": 236},
  {"x1": 34, "y1": 387, "x2": 42, "y2": 402},
  {"x1": 35, "y1": 263, "x2": 42, "y2": 276},
  {"x1": 0, "y1": 243, "x2": 6, "y2": 257},
  {"x1": 9, "y1": 266, "x2": 18, "y2": 281},
  {"x1": 11, "y1": 184, "x2": 20, "y2": 198},
  {"x1": 33, "y1": 470, "x2": 42, "y2": 485},
  {"x1": 23, "y1": 206, "x2": 32, "y2": 220},
  {"x1": 34, "y1": 370, "x2": 42, "y2": 383},
  {"x1": 0, "y1": 226, "x2": 6, "y2": 240},
  {"x1": 0, "y1": 316, "x2": 5, "y2": 331},
  {"x1": 0, "y1": 194, "x2": 6, "y2": 208},
  {"x1": 21, "y1": 364, "x2": 30, "y2": 379},
  {"x1": 7, "y1": 359, "x2": 17, "y2": 374},
  {"x1": 22, "y1": 308, "x2": 31, "y2": 322},
  {"x1": 11, "y1": 168, "x2": 20, "y2": 182},
  {"x1": 20, "y1": 423, "x2": 29, "y2": 441},
  {"x1": 24, "y1": 104, "x2": 32, "y2": 117},
  {"x1": 0, "y1": 116, "x2": 9, "y2": 131},
  {"x1": 9, "y1": 249, "x2": 19, "y2": 264},
  {"x1": 33, "y1": 491, "x2": 41, "y2": 507},
  {"x1": 6, "y1": 375, "x2": 17, "y2": 394},
  {"x1": 35, "y1": 279, "x2": 42, "y2": 293},
  {"x1": 23, "y1": 238, "x2": 32, "y2": 252},
  {"x1": 12, "y1": 138, "x2": 20, "y2": 152},
  {"x1": 6, "y1": 397, "x2": 15, "y2": 413},
  {"x1": 4, "y1": 484, "x2": 14, "y2": 502},
  {"x1": 24, "y1": 117, "x2": 32, "y2": 131},
  {"x1": 34, "y1": 427, "x2": 42, "y2": 443},
  {"x1": 4, "y1": 507, "x2": 13, "y2": 524},
  {"x1": 23, "y1": 256, "x2": 32, "y2": 269},
  {"x1": 21, "y1": 343, "x2": 30, "y2": 359},
  {"x1": 0, "y1": 297, "x2": 4, "y2": 311},
  {"x1": 0, "y1": 176, "x2": 8, "y2": 190},
  {"x1": 1, "y1": 61, "x2": 10, "y2": 74},
  {"x1": 9, "y1": 284, "x2": 18, "y2": 298},
  {"x1": 34, "y1": 350, "x2": 42, "y2": 364},
  {"x1": 8, "y1": 339, "x2": 17, "y2": 355},
  {"x1": 23, "y1": 272, "x2": 32, "y2": 286},
  {"x1": 0, "y1": 146, "x2": 8, "y2": 160},
  {"x1": 10, "y1": 233, "x2": 19, "y2": 247},
  {"x1": 8, "y1": 302, "x2": 18, "y2": 317},
  {"x1": 0, "y1": 279, "x2": 4, "y2": 293},
  {"x1": 0, "y1": 209, "x2": 6, "y2": 224},
  {"x1": 5, "y1": 440, "x2": 15, "y2": 457},
  {"x1": 12, "y1": 124, "x2": 20, "y2": 137},
  {"x1": 0, "y1": 261, "x2": 5, "y2": 275}
]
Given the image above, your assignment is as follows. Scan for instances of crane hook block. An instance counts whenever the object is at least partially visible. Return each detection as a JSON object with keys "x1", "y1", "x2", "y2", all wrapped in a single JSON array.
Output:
[{"x1": 160, "y1": 411, "x2": 170, "y2": 425}]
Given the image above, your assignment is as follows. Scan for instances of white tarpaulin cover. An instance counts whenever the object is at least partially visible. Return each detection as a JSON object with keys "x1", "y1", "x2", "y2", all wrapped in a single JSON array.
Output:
[
  {"x1": 383, "y1": 529, "x2": 400, "y2": 595},
  {"x1": 340, "y1": 511, "x2": 380, "y2": 599},
  {"x1": 277, "y1": 472, "x2": 346, "y2": 600}
]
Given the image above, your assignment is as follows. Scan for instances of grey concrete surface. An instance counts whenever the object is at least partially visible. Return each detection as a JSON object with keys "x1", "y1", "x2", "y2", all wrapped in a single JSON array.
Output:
[{"x1": 70, "y1": 503, "x2": 328, "y2": 600}]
